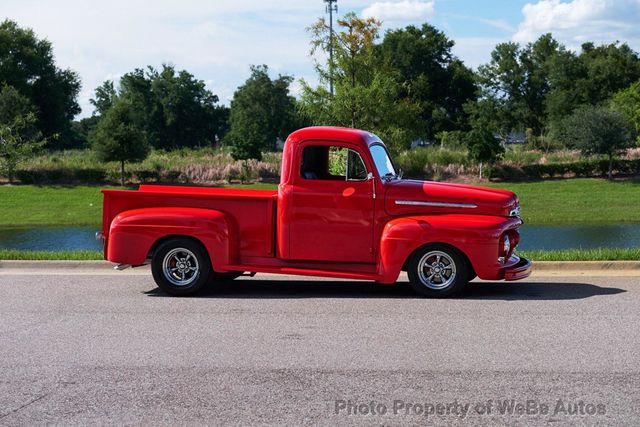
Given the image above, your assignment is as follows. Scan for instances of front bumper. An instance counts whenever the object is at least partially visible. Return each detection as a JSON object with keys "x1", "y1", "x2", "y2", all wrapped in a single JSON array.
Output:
[{"x1": 504, "y1": 256, "x2": 533, "y2": 281}]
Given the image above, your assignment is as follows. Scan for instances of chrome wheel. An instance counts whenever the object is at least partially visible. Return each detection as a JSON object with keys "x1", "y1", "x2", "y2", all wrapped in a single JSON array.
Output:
[
  {"x1": 162, "y1": 248, "x2": 200, "y2": 287},
  {"x1": 417, "y1": 250, "x2": 457, "y2": 290}
]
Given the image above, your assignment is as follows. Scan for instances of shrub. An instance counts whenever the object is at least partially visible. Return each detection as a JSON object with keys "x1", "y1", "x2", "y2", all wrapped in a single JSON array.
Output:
[
  {"x1": 136, "y1": 170, "x2": 160, "y2": 183},
  {"x1": 74, "y1": 168, "x2": 105, "y2": 182}
]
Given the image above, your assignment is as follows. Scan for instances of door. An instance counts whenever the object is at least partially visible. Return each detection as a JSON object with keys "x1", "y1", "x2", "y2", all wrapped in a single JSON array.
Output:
[{"x1": 289, "y1": 143, "x2": 375, "y2": 263}]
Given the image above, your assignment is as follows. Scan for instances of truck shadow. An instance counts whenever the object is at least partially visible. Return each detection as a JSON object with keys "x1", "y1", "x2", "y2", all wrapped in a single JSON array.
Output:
[{"x1": 145, "y1": 280, "x2": 625, "y2": 300}]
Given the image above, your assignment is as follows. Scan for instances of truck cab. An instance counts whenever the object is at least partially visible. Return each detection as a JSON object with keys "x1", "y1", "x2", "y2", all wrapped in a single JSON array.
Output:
[{"x1": 100, "y1": 126, "x2": 531, "y2": 297}]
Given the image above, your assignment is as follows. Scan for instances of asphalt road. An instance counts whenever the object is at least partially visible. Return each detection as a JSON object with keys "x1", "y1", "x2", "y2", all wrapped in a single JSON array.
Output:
[{"x1": 0, "y1": 270, "x2": 639, "y2": 425}]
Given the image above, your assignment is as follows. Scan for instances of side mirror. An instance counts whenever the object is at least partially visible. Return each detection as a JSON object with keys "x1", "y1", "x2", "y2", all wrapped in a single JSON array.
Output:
[
  {"x1": 366, "y1": 172, "x2": 374, "y2": 181},
  {"x1": 398, "y1": 169, "x2": 404, "y2": 179}
]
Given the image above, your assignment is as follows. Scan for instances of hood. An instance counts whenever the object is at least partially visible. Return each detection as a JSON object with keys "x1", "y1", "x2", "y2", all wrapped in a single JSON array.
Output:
[{"x1": 384, "y1": 179, "x2": 518, "y2": 217}]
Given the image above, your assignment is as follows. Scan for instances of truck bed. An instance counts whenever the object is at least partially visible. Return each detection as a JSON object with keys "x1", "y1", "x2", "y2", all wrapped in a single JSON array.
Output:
[{"x1": 102, "y1": 185, "x2": 278, "y2": 261}]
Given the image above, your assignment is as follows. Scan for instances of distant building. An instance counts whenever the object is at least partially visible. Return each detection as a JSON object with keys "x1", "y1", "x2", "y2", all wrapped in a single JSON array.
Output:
[{"x1": 494, "y1": 132, "x2": 527, "y2": 145}]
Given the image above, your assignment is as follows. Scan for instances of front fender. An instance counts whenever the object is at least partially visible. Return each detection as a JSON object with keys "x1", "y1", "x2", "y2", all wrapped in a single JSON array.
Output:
[
  {"x1": 107, "y1": 207, "x2": 236, "y2": 270},
  {"x1": 378, "y1": 214, "x2": 522, "y2": 283}
]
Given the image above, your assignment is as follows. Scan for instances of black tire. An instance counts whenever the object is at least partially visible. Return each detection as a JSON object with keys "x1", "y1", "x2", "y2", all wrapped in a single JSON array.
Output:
[
  {"x1": 407, "y1": 244, "x2": 469, "y2": 298},
  {"x1": 151, "y1": 237, "x2": 212, "y2": 296}
]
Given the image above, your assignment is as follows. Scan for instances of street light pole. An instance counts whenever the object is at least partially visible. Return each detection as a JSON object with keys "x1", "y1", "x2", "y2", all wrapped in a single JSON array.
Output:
[{"x1": 324, "y1": 0, "x2": 338, "y2": 96}]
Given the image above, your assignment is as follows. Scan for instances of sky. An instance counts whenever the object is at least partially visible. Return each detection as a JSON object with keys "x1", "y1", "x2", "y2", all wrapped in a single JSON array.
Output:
[{"x1": 3, "y1": 0, "x2": 640, "y2": 118}]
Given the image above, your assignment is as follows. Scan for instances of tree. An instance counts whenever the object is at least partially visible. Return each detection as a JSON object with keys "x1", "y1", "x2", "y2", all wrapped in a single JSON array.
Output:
[
  {"x1": 0, "y1": 84, "x2": 45, "y2": 182},
  {"x1": 92, "y1": 65, "x2": 228, "y2": 150},
  {"x1": 90, "y1": 99, "x2": 149, "y2": 186},
  {"x1": 478, "y1": 34, "x2": 561, "y2": 135},
  {"x1": 546, "y1": 42, "x2": 640, "y2": 128},
  {"x1": 0, "y1": 19, "x2": 80, "y2": 148},
  {"x1": 300, "y1": 12, "x2": 421, "y2": 154},
  {"x1": 377, "y1": 24, "x2": 477, "y2": 138},
  {"x1": 67, "y1": 116, "x2": 100, "y2": 149},
  {"x1": 579, "y1": 42, "x2": 640, "y2": 106},
  {"x1": 465, "y1": 128, "x2": 504, "y2": 179},
  {"x1": 464, "y1": 97, "x2": 516, "y2": 142},
  {"x1": 0, "y1": 117, "x2": 42, "y2": 183},
  {"x1": 553, "y1": 106, "x2": 636, "y2": 180},
  {"x1": 0, "y1": 114, "x2": 45, "y2": 182},
  {"x1": 90, "y1": 81, "x2": 117, "y2": 116},
  {"x1": 225, "y1": 65, "x2": 301, "y2": 160},
  {"x1": 0, "y1": 84, "x2": 33, "y2": 124},
  {"x1": 610, "y1": 81, "x2": 640, "y2": 145}
]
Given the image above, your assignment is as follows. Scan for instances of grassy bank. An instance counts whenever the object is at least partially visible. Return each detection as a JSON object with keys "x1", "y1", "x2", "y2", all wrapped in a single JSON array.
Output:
[
  {"x1": 519, "y1": 248, "x2": 640, "y2": 261},
  {"x1": 0, "y1": 183, "x2": 276, "y2": 227},
  {"x1": 0, "y1": 185, "x2": 108, "y2": 226},
  {"x1": 485, "y1": 178, "x2": 640, "y2": 224},
  {"x1": 0, "y1": 250, "x2": 103, "y2": 260},
  {"x1": 1, "y1": 248, "x2": 638, "y2": 261},
  {"x1": 0, "y1": 178, "x2": 638, "y2": 227}
]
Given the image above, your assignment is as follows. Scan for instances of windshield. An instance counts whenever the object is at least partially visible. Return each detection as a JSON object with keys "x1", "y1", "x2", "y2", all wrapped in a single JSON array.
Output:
[{"x1": 370, "y1": 144, "x2": 397, "y2": 178}]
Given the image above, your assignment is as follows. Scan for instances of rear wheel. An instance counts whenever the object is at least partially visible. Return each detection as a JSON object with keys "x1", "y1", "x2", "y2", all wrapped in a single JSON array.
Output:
[
  {"x1": 151, "y1": 237, "x2": 211, "y2": 296},
  {"x1": 407, "y1": 244, "x2": 468, "y2": 297}
]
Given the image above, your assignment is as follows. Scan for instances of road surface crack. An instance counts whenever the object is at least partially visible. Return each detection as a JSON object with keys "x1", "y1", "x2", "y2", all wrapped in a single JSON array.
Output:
[{"x1": 0, "y1": 393, "x2": 48, "y2": 420}]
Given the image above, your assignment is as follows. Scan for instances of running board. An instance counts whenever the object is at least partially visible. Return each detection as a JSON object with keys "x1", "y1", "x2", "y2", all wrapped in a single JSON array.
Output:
[{"x1": 225, "y1": 264, "x2": 380, "y2": 281}]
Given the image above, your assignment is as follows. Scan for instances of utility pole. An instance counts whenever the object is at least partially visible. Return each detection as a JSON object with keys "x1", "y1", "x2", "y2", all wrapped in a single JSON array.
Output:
[{"x1": 324, "y1": 0, "x2": 337, "y2": 95}]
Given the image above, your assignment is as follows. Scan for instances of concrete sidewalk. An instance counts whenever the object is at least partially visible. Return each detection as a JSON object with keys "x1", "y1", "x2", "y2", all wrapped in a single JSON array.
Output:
[{"x1": 1, "y1": 260, "x2": 639, "y2": 277}]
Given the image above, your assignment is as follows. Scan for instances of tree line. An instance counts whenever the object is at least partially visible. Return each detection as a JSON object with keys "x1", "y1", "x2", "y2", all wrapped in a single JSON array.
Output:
[{"x1": 1, "y1": 16, "x2": 640, "y2": 184}]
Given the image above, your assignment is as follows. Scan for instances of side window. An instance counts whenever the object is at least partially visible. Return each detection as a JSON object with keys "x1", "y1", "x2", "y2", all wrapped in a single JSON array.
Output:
[
  {"x1": 347, "y1": 149, "x2": 367, "y2": 180},
  {"x1": 300, "y1": 145, "x2": 368, "y2": 181}
]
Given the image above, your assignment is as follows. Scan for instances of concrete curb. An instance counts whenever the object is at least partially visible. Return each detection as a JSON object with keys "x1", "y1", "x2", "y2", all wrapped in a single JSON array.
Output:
[
  {"x1": 0, "y1": 260, "x2": 110, "y2": 270},
  {"x1": 1, "y1": 260, "x2": 639, "y2": 272},
  {"x1": 533, "y1": 261, "x2": 640, "y2": 271}
]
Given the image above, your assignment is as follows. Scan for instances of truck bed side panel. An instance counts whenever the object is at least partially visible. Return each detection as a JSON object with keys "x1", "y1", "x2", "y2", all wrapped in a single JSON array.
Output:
[{"x1": 102, "y1": 187, "x2": 277, "y2": 261}]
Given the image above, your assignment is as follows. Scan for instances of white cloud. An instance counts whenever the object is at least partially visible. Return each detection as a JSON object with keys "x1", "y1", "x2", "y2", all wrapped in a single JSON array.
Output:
[
  {"x1": 362, "y1": 1, "x2": 435, "y2": 23},
  {"x1": 514, "y1": 0, "x2": 640, "y2": 48},
  {"x1": 1, "y1": 0, "x2": 343, "y2": 118},
  {"x1": 452, "y1": 37, "x2": 508, "y2": 69},
  {"x1": 478, "y1": 18, "x2": 516, "y2": 34}
]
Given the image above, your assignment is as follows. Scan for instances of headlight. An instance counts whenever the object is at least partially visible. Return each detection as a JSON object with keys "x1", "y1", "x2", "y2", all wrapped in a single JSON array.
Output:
[
  {"x1": 499, "y1": 233, "x2": 511, "y2": 262},
  {"x1": 503, "y1": 234, "x2": 511, "y2": 256}
]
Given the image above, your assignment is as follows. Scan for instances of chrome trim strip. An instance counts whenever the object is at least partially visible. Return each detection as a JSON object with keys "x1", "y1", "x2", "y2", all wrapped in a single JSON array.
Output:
[{"x1": 395, "y1": 200, "x2": 478, "y2": 209}]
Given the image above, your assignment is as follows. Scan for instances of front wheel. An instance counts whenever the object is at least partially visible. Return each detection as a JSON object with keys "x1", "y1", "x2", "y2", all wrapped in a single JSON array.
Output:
[
  {"x1": 407, "y1": 244, "x2": 468, "y2": 297},
  {"x1": 151, "y1": 237, "x2": 212, "y2": 296}
]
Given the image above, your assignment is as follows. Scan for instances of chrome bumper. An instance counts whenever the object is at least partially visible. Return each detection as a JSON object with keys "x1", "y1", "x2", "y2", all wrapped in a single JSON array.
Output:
[{"x1": 504, "y1": 256, "x2": 533, "y2": 281}]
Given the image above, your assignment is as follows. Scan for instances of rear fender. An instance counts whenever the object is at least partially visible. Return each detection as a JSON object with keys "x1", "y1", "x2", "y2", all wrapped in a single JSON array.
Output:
[
  {"x1": 378, "y1": 214, "x2": 522, "y2": 283},
  {"x1": 107, "y1": 207, "x2": 236, "y2": 270}
]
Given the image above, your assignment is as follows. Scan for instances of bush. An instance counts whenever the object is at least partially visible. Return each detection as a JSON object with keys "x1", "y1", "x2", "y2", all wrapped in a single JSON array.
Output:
[
  {"x1": 74, "y1": 168, "x2": 105, "y2": 182},
  {"x1": 395, "y1": 147, "x2": 469, "y2": 178},
  {"x1": 163, "y1": 170, "x2": 182, "y2": 183},
  {"x1": 136, "y1": 170, "x2": 160, "y2": 183},
  {"x1": 490, "y1": 159, "x2": 640, "y2": 181}
]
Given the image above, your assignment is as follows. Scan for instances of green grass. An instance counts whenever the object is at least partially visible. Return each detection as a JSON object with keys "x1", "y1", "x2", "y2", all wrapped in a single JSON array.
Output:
[
  {"x1": 0, "y1": 178, "x2": 638, "y2": 227},
  {"x1": 1, "y1": 248, "x2": 638, "y2": 261},
  {"x1": 0, "y1": 185, "x2": 110, "y2": 227},
  {"x1": 519, "y1": 248, "x2": 640, "y2": 261},
  {"x1": 485, "y1": 178, "x2": 640, "y2": 224},
  {"x1": 0, "y1": 183, "x2": 277, "y2": 227},
  {"x1": 0, "y1": 250, "x2": 103, "y2": 260}
]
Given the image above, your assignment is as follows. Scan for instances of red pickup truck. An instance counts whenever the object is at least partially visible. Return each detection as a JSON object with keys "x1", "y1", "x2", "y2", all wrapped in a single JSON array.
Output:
[{"x1": 99, "y1": 126, "x2": 531, "y2": 297}]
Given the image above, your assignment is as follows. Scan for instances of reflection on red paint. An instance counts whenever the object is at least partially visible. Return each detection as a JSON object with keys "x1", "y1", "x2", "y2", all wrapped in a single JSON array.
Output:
[{"x1": 342, "y1": 187, "x2": 355, "y2": 197}]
